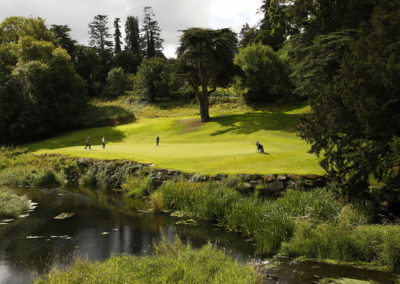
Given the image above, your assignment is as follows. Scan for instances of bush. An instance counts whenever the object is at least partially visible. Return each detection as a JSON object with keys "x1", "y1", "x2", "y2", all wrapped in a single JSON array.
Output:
[
  {"x1": 134, "y1": 57, "x2": 172, "y2": 102},
  {"x1": 34, "y1": 169, "x2": 61, "y2": 187},
  {"x1": 234, "y1": 43, "x2": 293, "y2": 103},
  {"x1": 150, "y1": 191, "x2": 164, "y2": 212},
  {"x1": 102, "y1": 67, "x2": 128, "y2": 98},
  {"x1": 122, "y1": 175, "x2": 155, "y2": 198}
]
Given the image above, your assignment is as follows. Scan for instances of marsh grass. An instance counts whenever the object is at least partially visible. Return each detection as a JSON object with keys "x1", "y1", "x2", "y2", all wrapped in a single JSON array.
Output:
[
  {"x1": 0, "y1": 188, "x2": 30, "y2": 218},
  {"x1": 34, "y1": 235, "x2": 260, "y2": 284},
  {"x1": 158, "y1": 181, "x2": 341, "y2": 255}
]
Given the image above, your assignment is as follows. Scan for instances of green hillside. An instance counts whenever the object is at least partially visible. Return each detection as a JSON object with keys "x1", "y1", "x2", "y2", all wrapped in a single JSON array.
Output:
[{"x1": 29, "y1": 105, "x2": 323, "y2": 175}]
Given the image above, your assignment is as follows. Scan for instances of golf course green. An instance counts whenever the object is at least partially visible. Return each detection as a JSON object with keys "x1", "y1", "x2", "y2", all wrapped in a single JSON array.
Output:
[{"x1": 29, "y1": 105, "x2": 323, "y2": 175}]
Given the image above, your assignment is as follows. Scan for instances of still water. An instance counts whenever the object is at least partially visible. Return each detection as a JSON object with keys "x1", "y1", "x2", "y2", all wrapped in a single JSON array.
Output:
[{"x1": 0, "y1": 187, "x2": 396, "y2": 284}]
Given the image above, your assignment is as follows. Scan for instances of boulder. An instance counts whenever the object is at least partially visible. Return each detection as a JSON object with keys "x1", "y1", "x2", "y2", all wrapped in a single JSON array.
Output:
[
  {"x1": 277, "y1": 175, "x2": 287, "y2": 181},
  {"x1": 263, "y1": 175, "x2": 276, "y2": 183},
  {"x1": 267, "y1": 180, "x2": 285, "y2": 193},
  {"x1": 287, "y1": 174, "x2": 301, "y2": 181}
]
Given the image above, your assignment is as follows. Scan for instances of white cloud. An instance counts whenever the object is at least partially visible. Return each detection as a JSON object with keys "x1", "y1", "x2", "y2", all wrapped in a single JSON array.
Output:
[{"x1": 0, "y1": 0, "x2": 263, "y2": 58}]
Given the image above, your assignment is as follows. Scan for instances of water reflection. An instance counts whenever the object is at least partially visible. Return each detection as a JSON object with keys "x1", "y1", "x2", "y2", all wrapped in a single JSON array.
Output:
[{"x1": 0, "y1": 187, "x2": 254, "y2": 284}]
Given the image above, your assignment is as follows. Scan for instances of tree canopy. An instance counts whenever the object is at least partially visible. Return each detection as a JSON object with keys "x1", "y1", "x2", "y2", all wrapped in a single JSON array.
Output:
[{"x1": 177, "y1": 28, "x2": 237, "y2": 122}]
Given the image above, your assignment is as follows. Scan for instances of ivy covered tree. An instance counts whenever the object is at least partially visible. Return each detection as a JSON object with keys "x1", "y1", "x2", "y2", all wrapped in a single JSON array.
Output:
[
  {"x1": 113, "y1": 18, "x2": 122, "y2": 53},
  {"x1": 298, "y1": 1, "x2": 400, "y2": 195},
  {"x1": 177, "y1": 28, "x2": 237, "y2": 122},
  {"x1": 125, "y1": 16, "x2": 141, "y2": 56}
]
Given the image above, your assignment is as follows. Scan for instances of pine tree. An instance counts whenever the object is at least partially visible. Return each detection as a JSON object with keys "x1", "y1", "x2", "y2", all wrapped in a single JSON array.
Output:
[
  {"x1": 141, "y1": 6, "x2": 163, "y2": 58},
  {"x1": 125, "y1": 16, "x2": 141, "y2": 55},
  {"x1": 88, "y1": 15, "x2": 113, "y2": 51},
  {"x1": 113, "y1": 18, "x2": 122, "y2": 53}
]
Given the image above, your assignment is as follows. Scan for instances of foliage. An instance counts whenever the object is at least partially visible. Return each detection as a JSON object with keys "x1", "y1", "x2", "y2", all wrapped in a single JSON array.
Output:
[
  {"x1": 177, "y1": 28, "x2": 238, "y2": 121},
  {"x1": 234, "y1": 43, "x2": 293, "y2": 103},
  {"x1": 0, "y1": 20, "x2": 88, "y2": 143},
  {"x1": 134, "y1": 57, "x2": 171, "y2": 102},
  {"x1": 150, "y1": 191, "x2": 164, "y2": 212},
  {"x1": 0, "y1": 188, "x2": 30, "y2": 218},
  {"x1": 289, "y1": 30, "x2": 357, "y2": 98},
  {"x1": 122, "y1": 174, "x2": 155, "y2": 198},
  {"x1": 50, "y1": 24, "x2": 77, "y2": 56},
  {"x1": 298, "y1": 2, "x2": 400, "y2": 193},
  {"x1": 0, "y1": 16, "x2": 54, "y2": 43},
  {"x1": 102, "y1": 67, "x2": 128, "y2": 98},
  {"x1": 35, "y1": 235, "x2": 260, "y2": 284}
]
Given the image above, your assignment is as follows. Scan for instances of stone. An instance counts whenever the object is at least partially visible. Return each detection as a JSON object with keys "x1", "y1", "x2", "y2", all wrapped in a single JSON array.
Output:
[
  {"x1": 303, "y1": 174, "x2": 319, "y2": 180},
  {"x1": 267, "y1": 180, "x2": 285, "y2": 193},
  {"x1": 287, "y1": 174, "x2": 301, "y2": 181},
  {"x1": 250, "y1": 179, "x2": 263, "y2": 186},
  {"x1": 277, "y1": 175, "x2": 287, "y2": 181},
  {"x1": 54, "y1": 212, "x2": 76, "y2": 220},
  {"x1": 263, "y1": 175, "x2": 276, "y2": 182}
]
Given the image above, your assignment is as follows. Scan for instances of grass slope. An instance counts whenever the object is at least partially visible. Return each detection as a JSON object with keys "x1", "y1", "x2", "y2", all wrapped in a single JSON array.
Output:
[{"x1": 29, "y1": 105, "x2": 323, "y2": 175}]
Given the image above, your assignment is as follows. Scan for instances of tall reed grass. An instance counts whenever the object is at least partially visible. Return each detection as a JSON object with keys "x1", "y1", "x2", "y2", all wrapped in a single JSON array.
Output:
[
  {"x1": 158, "y1": 181, "x2": 341, "y2": 255},
  {"x1": 35, "y1": 235, "x2": 260, "y2": 284}
]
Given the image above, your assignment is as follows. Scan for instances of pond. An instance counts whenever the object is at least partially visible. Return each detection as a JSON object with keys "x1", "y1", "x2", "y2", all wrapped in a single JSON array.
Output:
[{"x1": 0, "y1": 187, "x2": 396, "y2": 284}]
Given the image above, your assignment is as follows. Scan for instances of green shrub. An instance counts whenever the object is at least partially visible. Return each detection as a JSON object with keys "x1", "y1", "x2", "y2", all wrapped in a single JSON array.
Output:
[
  {"x1": 34, "y1": 169, "x2": 61, "y2": 187},
  {"x1": 150, "y1": 191, "x2": 164, "y2": 212}
]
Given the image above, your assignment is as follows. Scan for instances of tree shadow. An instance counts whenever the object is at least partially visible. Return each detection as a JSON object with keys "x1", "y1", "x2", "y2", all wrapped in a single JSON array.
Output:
[
  {"x1": 210, "y1": 112, "x2": 301, "y2": 136},
  {"x1": 27, "y1": 105, "x2": 133, "y2": 151}
]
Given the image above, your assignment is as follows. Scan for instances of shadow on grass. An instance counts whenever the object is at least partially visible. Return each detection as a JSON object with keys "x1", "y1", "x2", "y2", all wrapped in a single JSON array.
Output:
[
  {"x1": 211, "y1": 112, "x2": 301, "y2": 136},
  {"x1": 27, "y1": 105, "x2": 133, "y2": 152},
  {"x1": 27, "y1": 125, "x2": 127, "y2": 151}
]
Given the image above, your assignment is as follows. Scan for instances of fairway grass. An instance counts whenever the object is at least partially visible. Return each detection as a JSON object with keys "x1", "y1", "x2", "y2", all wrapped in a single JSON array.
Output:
[{"x1": 29, "y1": 106, "x2": 323, "y2": 175}]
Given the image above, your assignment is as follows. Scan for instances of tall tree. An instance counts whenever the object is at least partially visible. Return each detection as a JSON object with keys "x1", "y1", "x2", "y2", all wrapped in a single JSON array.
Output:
[
  {"x1": 50, "y1": 24, "x2": 77, "y2": 56},
  {"x1": 298, "y1": 1, "x2": 400, "y2": 195},
  {"x1": 141, "y1": 6, "x2": 163, "y2": 58},
  {"x1": 125, "y1": 16, "x2": 141, "y2": 55},
  {"x1": 88, "y1": 15, "x2": 113, "y2": 51},
  {"x1": 238, "y1": 23, "x2": 258, "y2": 48},
  {"x1": 113, "y1": 18, "x2": 122, "y2": 53},
  {"x1": 177, "y1": 28, "x2": 237, "y2": 122}
]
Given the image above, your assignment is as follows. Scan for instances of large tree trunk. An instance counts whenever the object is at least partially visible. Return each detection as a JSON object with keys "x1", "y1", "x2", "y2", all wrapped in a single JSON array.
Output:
[
  {"x1": 198, "y1": 93, "x2": 210, "y2": 122},
  {"x1": 199, "y1": 83, "x2": 210, "y2": 122}
]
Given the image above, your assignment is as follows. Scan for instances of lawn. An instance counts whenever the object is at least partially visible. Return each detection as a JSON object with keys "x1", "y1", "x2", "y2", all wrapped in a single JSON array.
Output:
[{"x1": 29, "y1": 105, "x2": 323, "y2": 175}]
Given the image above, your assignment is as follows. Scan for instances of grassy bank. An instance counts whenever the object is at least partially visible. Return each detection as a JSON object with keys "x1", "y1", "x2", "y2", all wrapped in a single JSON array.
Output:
[
  {"x1": 154, "y1": 180, "x2": 400, "y2": 270},
  {"x1": 35, "y1": 235, "x2": 260, "y2": 284},
  {"x1": 0, "y1": 188, "x2": 30, "y2": 218},
  {"x1": 28, "y1": 104, "x2": 323, "y2": 175}
]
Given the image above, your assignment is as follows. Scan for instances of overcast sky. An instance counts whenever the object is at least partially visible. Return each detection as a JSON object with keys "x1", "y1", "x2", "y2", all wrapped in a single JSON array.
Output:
[{"x1": 0, "y1": 0, "x2": 263, "y2": 57}]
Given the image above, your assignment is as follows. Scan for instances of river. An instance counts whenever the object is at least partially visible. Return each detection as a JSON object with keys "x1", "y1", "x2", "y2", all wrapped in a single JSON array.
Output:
[{"x1": 0, "y1": 187, "x2": 396, "y2": 284}]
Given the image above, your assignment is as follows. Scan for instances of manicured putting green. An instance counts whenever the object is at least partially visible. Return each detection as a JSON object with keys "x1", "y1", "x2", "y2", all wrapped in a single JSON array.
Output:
[{"x1": 29, "y1": 106, "x2": 323, "y2": 175}]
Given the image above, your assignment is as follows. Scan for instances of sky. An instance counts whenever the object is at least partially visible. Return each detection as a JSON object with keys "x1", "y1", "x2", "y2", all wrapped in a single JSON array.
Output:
[{"x1": 0, "y1": 0, "x2": 264, "y2": 58}]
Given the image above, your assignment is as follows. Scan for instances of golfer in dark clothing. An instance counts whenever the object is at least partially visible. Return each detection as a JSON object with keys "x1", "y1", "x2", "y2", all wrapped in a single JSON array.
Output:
[
  {"x1": 156, "y1": 136, "x2": 160, "y2": 146},
  {"x1": 85, "y1": 136, "x2": 91, "y2": 150},
  {"x1": 256, "y1": 141, "x2": 264, "y2": 153}
]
